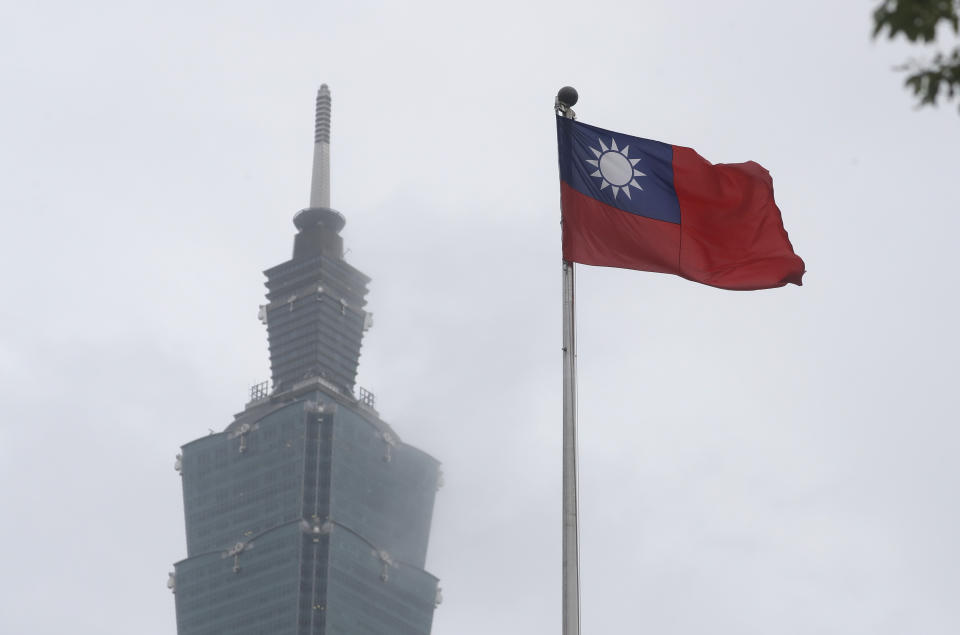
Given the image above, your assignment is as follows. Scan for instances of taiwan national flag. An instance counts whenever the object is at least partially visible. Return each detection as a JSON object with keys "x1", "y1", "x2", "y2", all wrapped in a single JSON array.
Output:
[{"x1": 557, "y1": 116, "x2": 805, "y2": 291}]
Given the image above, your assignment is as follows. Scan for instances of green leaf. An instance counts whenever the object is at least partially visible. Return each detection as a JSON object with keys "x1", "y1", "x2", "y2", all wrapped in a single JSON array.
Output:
[{"x1": 872, "y1": 0, "x2": 960, "y2": 43}]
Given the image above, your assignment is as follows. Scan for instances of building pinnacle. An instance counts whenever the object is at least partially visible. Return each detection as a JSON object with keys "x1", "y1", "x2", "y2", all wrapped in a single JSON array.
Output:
[{"x1": 309, "y1": 84, "x2": 332, "y2": 208}]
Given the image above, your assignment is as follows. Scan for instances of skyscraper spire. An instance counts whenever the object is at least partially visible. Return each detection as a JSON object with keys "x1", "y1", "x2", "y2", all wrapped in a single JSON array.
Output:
[
  {"x1": 293, "y1": 85, "x2": 345, "y2": 261},
  {"x1": 309, "y1": 84, "x2": 331, "y2": 209}
]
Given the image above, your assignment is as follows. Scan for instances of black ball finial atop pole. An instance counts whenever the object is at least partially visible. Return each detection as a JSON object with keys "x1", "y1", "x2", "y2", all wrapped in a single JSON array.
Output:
[
  {"x1": 557, "y1": 86, "x2": 578, "y2": 108},
  {"x1": 556, "y1": 86, "x2": 578, "y2": 120}
]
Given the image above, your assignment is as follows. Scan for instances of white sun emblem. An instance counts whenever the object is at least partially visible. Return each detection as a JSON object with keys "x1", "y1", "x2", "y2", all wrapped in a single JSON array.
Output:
[{"x1": 585, "y1": 138, "x2": 646, "y2": 200}]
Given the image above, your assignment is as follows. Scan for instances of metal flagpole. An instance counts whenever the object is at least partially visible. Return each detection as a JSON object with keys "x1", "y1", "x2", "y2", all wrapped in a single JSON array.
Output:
[
  {"x1": 561, "y1": 258, "x2": 580, "y2": 635},
  {"x1": 556, "y1": 86, "x2": 580, "y2": 635}
]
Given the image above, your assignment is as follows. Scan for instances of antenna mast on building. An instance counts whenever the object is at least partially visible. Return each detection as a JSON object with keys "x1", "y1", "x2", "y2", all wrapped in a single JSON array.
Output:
[{"x1": 309, "y1": 84, "x2": 332, "y2": 209}]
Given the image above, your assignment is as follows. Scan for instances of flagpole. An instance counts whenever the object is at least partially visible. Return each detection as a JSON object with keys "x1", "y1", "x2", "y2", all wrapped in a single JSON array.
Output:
[
  {"x1": 561, "y1": 258, "x2": 580, "y2": 635},
  {"x1": 556, "y1": 86, "x2": 580, "y2": 635}
]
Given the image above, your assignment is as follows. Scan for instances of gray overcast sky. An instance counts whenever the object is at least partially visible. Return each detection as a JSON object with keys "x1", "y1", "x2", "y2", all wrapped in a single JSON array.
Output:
[{"x1": 2, "y1": 1, "x2": 959, "y2": 633}]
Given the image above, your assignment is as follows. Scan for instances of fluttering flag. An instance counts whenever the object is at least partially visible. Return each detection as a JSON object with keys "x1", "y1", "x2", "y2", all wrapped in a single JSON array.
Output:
[{"x1": 557, "y1": 116, "x2": 805, "y2": 290}]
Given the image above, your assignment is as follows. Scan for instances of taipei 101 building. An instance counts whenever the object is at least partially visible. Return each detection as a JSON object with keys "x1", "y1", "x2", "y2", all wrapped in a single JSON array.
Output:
[{"x1": 170, "y1": 86, "x2": 442, "y2": 635}]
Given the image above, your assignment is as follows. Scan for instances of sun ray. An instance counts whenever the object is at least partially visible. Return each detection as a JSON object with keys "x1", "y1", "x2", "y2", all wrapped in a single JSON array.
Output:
[
  {"x1": 599, "y1": 139, "x2": 608, "y2": 152},
  {"x1": 621, "y1": 145, "x2": 629, "y2": 156},
  {"x1": 590, "y1": 147, "x2": 601, "y2": 158},
  {"x1": 622, "y1": 187, "x2": 632, "y2": 200},
  {"x1": 611, "y1": 186, "x2": 620, "y2": 198},
  {"x1": 634, "y1": 169, "x2": 646, "y2": 177},
  {"x1": 610, "y1": 138, "x2": 618, "y2": 152},
  {"x1": 591, "y1": 170, "x2": 602, "y2": 178},
  {"x1": 600, "y1": 181, "x2": 610, "y2": 190},
  {"x1": 629, "y1": 179, "x2": 642, "y2": 190},
  {"x1": 586, "y1": 159, "x2": 598, "y2": 167},
  {"x1": 630, "y1": 158, "x2": 641, "y2": 166}
]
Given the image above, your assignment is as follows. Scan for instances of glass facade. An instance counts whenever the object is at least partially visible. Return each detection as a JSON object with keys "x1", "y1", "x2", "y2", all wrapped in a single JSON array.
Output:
[
  {"x1": 174, "y1": 392, "x2": 440, "y2": 635},
  {"x1": 263, "y1": 253, "x2": 370, "y2": 395},
  {"x1": 175, "y1": 524, "x2": 302, "y2": 635},
  {"x1": 325, "y1": 529, "x2": 438, "y2": 634},
  {"x1": 329, "y1": 406, "x2": 438, "y2": 568},
  {"x1": 180, "y1": 403, "x2": 308, "y2": 555}
]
